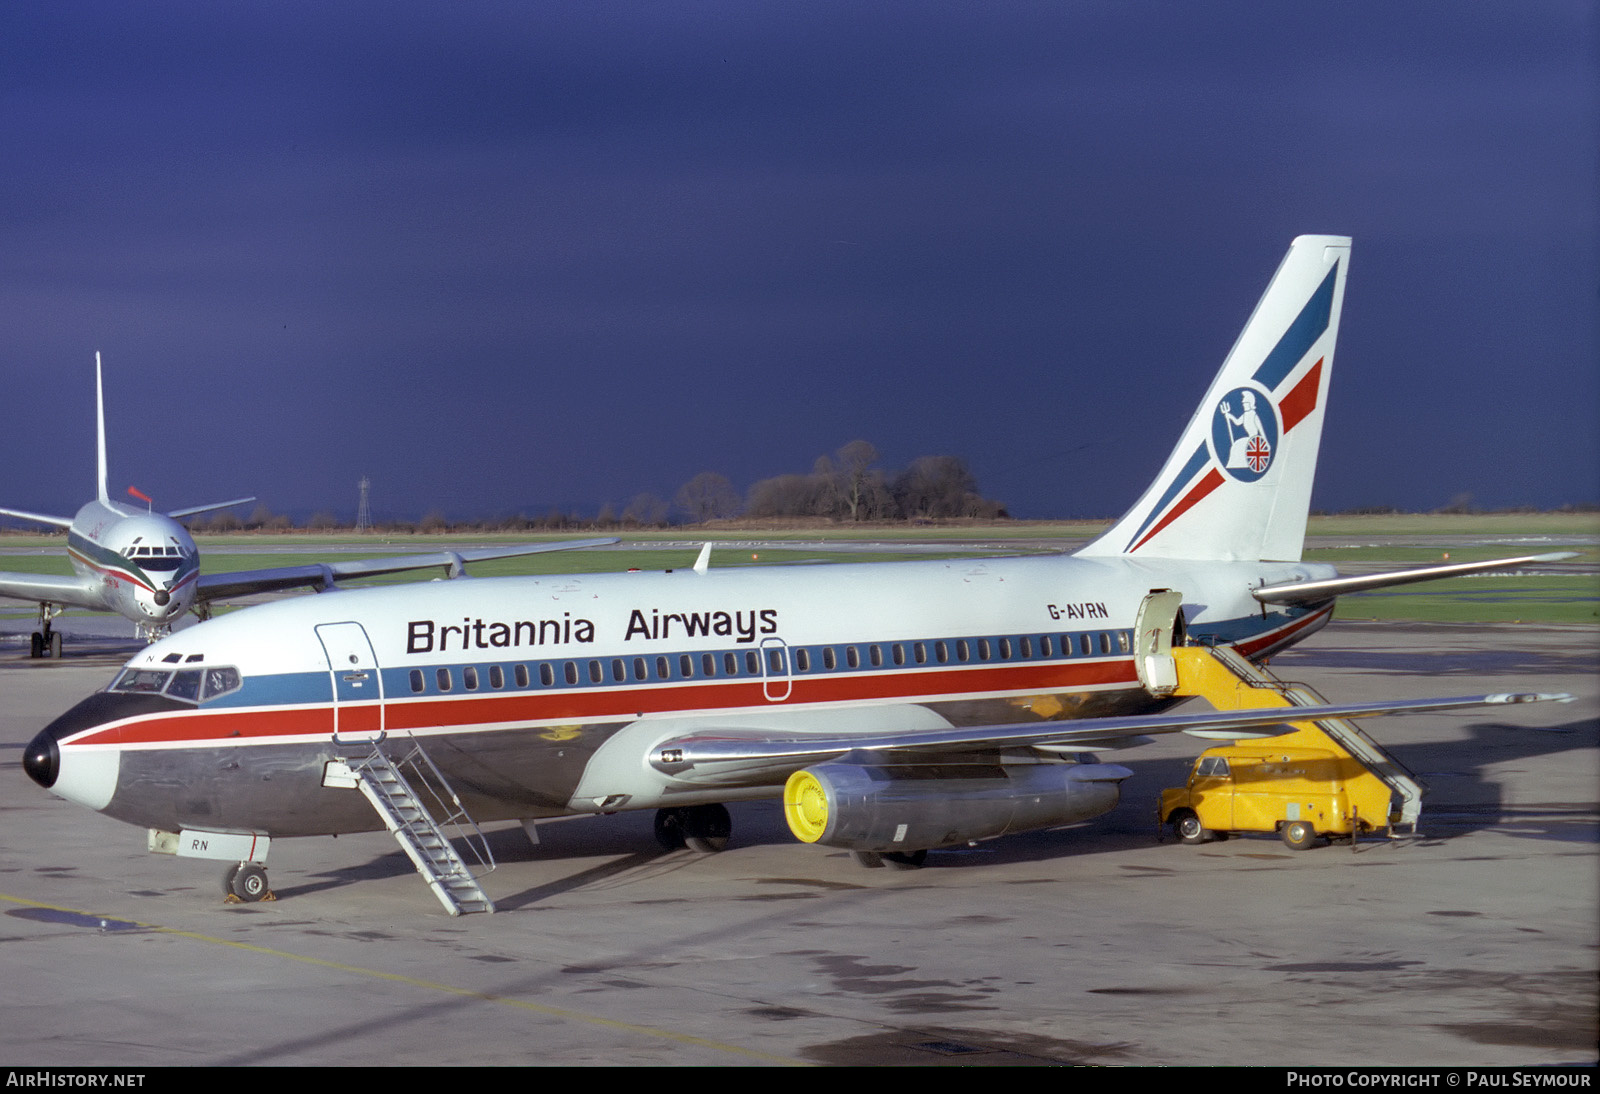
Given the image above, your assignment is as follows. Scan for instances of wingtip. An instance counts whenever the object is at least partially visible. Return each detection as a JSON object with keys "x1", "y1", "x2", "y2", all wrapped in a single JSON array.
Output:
[{"x1": 1484, "y1": 692, "x2": 1574, "y2": 705}]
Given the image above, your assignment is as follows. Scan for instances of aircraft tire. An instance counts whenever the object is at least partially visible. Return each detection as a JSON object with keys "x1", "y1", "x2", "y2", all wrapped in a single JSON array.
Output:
[
  {"x1": 1281, "y1": 820, "x2": 1320, "y2": 851},
  {"x1": 29, "y1": 632, "x2": 43, "y2": 659},
  {"x1": 230, "y1": 864, "x2": 271, "y2": 902},
  {"x1": 47, "y1": 631, "x2": 62, "y2": 659},
  {"x1": 222, "y1": 863, "x2": 240, "y2": 896},
  {"x1": 682, "y1": 803, "x2": 732, "y2": 853},
  {"x1": 882, "y1": 850, "x2": 927, "y2": 870}
]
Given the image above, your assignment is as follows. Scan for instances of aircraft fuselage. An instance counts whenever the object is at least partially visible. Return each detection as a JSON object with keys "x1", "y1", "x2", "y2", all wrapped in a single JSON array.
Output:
[
  {"x1": 64, "y1": 500, "x2": 200, "y2": 627},
  {"x1": 26, "y1": 551, "x2": 1336, "y2": 839}
]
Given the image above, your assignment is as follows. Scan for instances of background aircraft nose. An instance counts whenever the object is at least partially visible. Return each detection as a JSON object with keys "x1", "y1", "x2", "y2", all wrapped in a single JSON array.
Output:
[{"x1": 24, "y1": 730, "x2": 58, "y2": 788}]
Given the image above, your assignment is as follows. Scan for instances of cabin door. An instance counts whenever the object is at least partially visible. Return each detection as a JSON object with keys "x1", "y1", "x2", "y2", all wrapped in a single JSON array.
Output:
[
  {"x1": 316, "y1": 621, "x2": 386, "y2": 743},
  {"x1": 1133, "y1": 589, "x2": 1185, "y2": 698}
]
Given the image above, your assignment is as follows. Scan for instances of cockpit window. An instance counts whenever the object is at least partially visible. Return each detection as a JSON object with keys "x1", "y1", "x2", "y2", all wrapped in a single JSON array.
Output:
[
  {"x1": 110, "y1": 664, "x2": 243, "y2": 703},
  {"x1": 111, "y1": 668, "x2": 170, "y2": 694},
  {"x1": 166, "y1": 670, "x2": 202, "y2": 702},
  {"x1": 202, "y1": 667, "x2": 242, "y2": 701}
]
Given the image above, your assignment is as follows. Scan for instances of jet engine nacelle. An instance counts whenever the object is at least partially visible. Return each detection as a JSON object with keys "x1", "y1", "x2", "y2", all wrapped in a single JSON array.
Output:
[{"x1": 781, "y1": 759, "x2": 1133, "y2": 852}]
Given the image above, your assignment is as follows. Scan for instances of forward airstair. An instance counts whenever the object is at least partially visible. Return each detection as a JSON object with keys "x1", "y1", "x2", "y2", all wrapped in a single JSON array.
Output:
[
  {"x1": 1171, "y1": 644, "x2": 1425, "y2": 834},
  {"x1": 348, "y1": 738, "x2": 496, "y2": 915}
]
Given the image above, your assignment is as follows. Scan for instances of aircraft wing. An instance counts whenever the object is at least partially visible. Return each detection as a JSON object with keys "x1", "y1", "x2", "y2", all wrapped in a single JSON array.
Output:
[
  {"x1": 0, "y1": 572, "x2": 106, "y2": 611},
  {"x1": 1253, "y1": 552, "x2": 1578, "y2": 605},
  {"x1": 194, "y1": 537, "x2": 620, "y2": 603},
  {"x1": 0, "y1": 506, "x2": 74, "y2": 530},
  {"x1": 649, "y1": 691, "x2": 1570, "y2": 787}
]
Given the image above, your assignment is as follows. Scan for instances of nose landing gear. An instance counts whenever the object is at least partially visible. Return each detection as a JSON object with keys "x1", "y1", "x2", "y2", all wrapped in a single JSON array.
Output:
[{"x1": 223, "y1": 862, "x2": 275, "y2": 903}]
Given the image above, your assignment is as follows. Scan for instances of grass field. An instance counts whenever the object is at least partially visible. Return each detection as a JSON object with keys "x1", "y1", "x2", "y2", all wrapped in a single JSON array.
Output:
[{"x1": 2, "y1": 513, "x2": 1594, "y2": 625}]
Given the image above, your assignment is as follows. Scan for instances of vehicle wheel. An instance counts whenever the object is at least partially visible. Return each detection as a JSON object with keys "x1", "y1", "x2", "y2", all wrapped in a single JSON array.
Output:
[
  {"x1": 221, "y1": 862, "x2": 241, "y2": 896},
  {"x1": 229, "y1": 864, "x2": 271, "y2": 902},
  {"x1": 882, "y1": 850, "x2": 927, "y2": 870},
  {"x1": 47, "y1": 631, "x2": 62, "y2": 659},
  {"x1": 682, "y1": 803, "x2": 732, "y2": 853},
  {"x1": 29, "y1": 632, "x2": 43, "y2": 659},
  {"x1": 850, "y1": 851, "x2": 884, "y2": 869},
  {"x1": 1173, "y1": 809, "x2": 1212, "y2": 845},
  {"x1": 653, "y1": 808, "x2": 686, "y2": 851},
  {"x1": 1281, "y1": 820, "x2": 1319, "y2": 850}
]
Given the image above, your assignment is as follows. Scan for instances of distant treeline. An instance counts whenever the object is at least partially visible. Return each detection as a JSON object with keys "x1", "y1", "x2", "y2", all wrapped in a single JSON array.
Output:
[
  {"x1": 154, "y1": 462, "x2": 1597, "y2": 535},
  {"x1": 171, "y1": 441, "x2": 1011, "y2": 533}
]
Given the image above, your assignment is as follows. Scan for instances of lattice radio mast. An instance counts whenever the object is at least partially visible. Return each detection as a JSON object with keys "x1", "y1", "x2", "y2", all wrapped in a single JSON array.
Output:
[{"x1": 356, "y1": 476, "x2": 372, "y2": 533}]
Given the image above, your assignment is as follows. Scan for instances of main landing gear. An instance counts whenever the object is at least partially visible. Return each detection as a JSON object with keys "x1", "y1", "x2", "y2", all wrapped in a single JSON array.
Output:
[
  {"x1": 29, "y1": 606, "x2": 62, "y2": 659},
  {"x1": 654, "y1": 804, "x2": 732, "y2": 854},
  {"x1": 223, "y1": 862, "x2": 275, "y2": 903}
]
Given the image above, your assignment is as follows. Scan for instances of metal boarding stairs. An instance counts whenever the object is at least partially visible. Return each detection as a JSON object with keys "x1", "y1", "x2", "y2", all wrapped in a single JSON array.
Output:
[
  {"x1": 347, "y1": 737, "x2": 497, "y2": 915},
  {"x1": 1174, "y1": 644, "x2": 1426, "y2": 834}
]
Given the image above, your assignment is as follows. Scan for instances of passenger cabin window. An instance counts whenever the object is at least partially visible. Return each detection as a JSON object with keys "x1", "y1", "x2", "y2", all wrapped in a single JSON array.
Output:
[{"x1": 410, "y1": 669, "x2": 425, "y2": 693}]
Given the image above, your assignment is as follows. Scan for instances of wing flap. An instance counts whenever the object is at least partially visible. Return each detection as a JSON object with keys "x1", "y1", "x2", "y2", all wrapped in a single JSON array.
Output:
[{"x1": 649, "y1": 691, "x2": 1570, "y2": 786}]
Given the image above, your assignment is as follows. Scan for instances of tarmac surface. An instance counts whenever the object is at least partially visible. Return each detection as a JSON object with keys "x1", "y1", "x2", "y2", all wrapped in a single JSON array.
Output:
[{"x1": 0, "y1": 621, "x2": 1594, "y2": 1067}]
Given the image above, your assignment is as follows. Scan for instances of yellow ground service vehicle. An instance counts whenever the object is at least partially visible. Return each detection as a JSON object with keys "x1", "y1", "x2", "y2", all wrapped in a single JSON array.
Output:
[
  {"x1": 1156, "y1": 646, "x2": 1423, "y2": 849},
  {"x1": 1159, "y1": 741, "x2": 1394, "y2": 849}
]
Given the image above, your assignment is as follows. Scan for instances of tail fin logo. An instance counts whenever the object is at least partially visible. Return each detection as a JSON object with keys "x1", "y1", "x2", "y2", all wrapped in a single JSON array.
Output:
[{"x1": 1212, "y1": 387, "x2": 1279, "y2": 481}]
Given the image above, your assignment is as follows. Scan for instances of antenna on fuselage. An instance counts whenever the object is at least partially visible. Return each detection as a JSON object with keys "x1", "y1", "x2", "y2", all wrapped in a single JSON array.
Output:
[{"x1": 95, "y1": 352, "x2": 110, "y2": 505}]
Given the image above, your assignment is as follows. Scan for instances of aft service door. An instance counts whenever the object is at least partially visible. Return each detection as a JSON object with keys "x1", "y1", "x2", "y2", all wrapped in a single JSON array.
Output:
[
  {"x1": 315, "y1": 621, "x2": 386, "y2": 743},
  {"x1": 1133, "y1": 589, "x2": 1184, "y2": 698}
]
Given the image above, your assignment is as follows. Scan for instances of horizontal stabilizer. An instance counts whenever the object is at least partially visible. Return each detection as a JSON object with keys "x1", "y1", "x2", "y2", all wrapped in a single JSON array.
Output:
[
  {"x1": 0, "y1": 506, "x2": 74, "y2": 530},
  {"x1": 168, "y1": 497, "x2": 256, "y2": 520},
  {"x1": 196, "y1": 537, "x2": 618, "y2": 602},
  {"x1": 1253, "y1": 552, "x2": 1578, "y2": 604},
  {"x1": 650, "y1": 691, "x2": 1571, "y2": 786}
]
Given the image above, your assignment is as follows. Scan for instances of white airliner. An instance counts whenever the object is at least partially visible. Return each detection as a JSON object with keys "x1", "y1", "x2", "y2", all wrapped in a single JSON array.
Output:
[
  {"x1": 24, "y1": 237, "x2": 1572, "y2": 904},
  {"x1": 0, "y1": 354, "x2": 614, "y2": 655}
]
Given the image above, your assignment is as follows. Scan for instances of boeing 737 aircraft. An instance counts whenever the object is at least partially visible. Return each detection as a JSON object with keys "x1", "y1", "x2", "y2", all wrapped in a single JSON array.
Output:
[
  {"x1": 0, "y1": 355, "x2": 613, "y2": 655},
  {"x1": 24, "y1": 237, "x2": 1572, "y2": 908}
]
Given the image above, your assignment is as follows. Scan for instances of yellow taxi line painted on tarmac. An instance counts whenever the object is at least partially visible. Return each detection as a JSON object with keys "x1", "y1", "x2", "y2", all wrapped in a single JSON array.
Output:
[{"x1": 0, "y1": 891, "x2": 807, "y2": 1065}]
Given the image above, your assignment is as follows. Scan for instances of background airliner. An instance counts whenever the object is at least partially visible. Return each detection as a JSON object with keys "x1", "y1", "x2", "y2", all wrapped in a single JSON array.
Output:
[
  {"x1": 24, "y1": 238, "x2": 1571, "y2": 907},
  {"x1": 0, "y1": 354, "x2": 613, "y2": 656}
]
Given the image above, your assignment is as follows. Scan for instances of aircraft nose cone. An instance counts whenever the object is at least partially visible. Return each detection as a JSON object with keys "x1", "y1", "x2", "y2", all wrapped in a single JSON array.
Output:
[{"x1": 23, "y1": 729, "x2": 58, "y2": 788}]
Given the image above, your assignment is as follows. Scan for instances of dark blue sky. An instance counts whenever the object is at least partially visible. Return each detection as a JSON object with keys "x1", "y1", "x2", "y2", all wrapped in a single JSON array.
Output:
[{"x1": 2, "y1": 2, "x2": 1595, "y2": 522}]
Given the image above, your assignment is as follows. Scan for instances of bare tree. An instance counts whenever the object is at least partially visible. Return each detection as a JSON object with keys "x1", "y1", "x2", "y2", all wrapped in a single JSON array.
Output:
[
  {"x1": 622, "y1": 493, "x2": 669, "y2": 528},
  {"x1": 675, "y1": 472, "x2": 741, "y2": 523}
]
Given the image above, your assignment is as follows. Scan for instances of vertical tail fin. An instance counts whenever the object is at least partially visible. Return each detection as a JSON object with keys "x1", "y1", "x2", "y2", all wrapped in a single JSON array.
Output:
[
  {"x1": 95, "y1": 352, "x2": 110, "y2": 505},
  {"x1": 1077, "y1": 235, "x2": 1350, "y2": 563}
]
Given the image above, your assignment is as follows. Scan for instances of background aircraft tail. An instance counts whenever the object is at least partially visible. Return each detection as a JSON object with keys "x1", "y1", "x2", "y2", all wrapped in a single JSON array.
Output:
[
  {"x1": 95, "y1": 352, "x2": 110, "y2": 505},
  {"x1": 1077, "y1": 235, "x2": 1350, "y2": 563}
]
